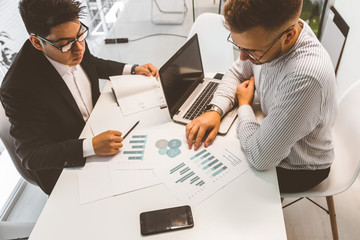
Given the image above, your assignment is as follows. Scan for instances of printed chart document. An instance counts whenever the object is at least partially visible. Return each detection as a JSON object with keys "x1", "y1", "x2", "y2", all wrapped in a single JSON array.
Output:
[
  {"x1": 110, "y1": 75, "x2": 166, "y2": 115},
  {"x1": 141, "y1": 122, "x2": 251, "y2": 205},
  {"x1": 109, "y1": 132, "x2": 154, "y2": 170}
]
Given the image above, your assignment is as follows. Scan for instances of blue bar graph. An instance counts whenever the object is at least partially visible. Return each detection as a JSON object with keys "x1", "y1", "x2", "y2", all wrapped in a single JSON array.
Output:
[
  {"x1": 170, "y1": 162, "x2": 205, "y2": 187},
  {"x1": 129, "y1": 140, "x2": 145, "y2": 143},
  {"x1": 212, "y1": 166, "x2": 228, "y2": 176},
  {"x1": 190, "y1": 149, "x2": 207, "y2": 160},
  {"x1": 176, "y1": 171, "x2": 195, "y2": 183},
  {"x1": 196, "y1": 180, "x2": 205, "y2": 186},
  {"x1": 180, "y1": 167, "x2": 190, "y2": 175},
  {"x1": 190, "y1": 176, "x2": 200, "y2": 184},
  {"x1": 203, "y1": 159, "x2": 219, "y2": 170},
  {"x1": 124, "y1": 151, "x2": 143, "y2": 154},
  {"x1": 200, "y1": 156, "x2": 215, "y2": 165},
  {"x1": 170, "y1": 162, "x2": 185, "y2": 174},
  {"x1": 132, "y1": 145, "x2": 145, "y2": 149},
  {"x1": 124, "y1": 135, "x2": 147, "y2": 160},
  {"x1": 133, "y1": 135, "x2": 146, "y2": 138}
]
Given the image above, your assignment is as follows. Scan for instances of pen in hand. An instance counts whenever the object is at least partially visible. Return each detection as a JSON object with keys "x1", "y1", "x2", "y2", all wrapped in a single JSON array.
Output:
[{"x1": 123, "y1": 121, "x2": 140, "y2": 139}]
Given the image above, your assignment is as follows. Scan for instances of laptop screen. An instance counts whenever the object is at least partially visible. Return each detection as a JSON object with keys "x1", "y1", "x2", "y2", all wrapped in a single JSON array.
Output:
[{"x1": 159, "y1": 34, "x2": 204, "y2": 117}]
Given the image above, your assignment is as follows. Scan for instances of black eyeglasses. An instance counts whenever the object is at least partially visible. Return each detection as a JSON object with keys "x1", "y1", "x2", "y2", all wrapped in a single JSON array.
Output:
[
  {"x1": 227, "y1": 24, "x2": 295, "y2": 62},
  {"x1": 31, "y1": 22, "x2": 89, "y2": 53}
]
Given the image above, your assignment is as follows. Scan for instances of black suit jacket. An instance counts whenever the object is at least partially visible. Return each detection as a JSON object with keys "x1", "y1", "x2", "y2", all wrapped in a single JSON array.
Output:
[{"x1": 0, "y1": 40, "x2": 125, "y2": 194}]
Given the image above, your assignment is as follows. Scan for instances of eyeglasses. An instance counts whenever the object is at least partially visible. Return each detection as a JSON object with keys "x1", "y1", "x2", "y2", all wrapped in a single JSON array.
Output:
[
  {"x1": 31, "y1": 22, "x2": 89, "y2": 53},
  {"x1": 227, "y1": 24, "x2": 295, "y2": 62}
]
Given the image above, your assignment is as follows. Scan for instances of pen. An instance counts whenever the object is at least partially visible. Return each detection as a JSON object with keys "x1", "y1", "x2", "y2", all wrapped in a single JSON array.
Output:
[
  {"x1": 123, "y1": 121, "x2": 140, "y2": 139},
  {"x1": 111, "y1": 87, "x2": 120, "y2": 106}
]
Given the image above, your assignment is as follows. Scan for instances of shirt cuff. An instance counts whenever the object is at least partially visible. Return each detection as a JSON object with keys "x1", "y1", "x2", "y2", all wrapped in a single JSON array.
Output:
[
  {"x1": 122, "y1": 64, "x2": 133, "y2": 75},
  {"x1": 237, "y1": 105, "x2": 257, "y2": 122},
  {"x1": 83, "y1": 137, "x2": 95, "y2": 157},
  {"x1": 210, "y1": 97, "x2": 234, "y2": 116}
]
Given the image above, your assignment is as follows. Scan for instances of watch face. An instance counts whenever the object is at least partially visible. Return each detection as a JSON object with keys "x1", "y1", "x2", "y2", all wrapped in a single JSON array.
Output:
[{"x1": 205, "y1": 104, "x2": 213, "y2": 111}]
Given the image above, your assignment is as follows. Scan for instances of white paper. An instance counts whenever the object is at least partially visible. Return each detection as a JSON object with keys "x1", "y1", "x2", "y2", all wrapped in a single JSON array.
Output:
[
  {"x1": 76, "y1": 156, "x2": 113, "y2": 204},
  {"x1": 87, "y1": 94, "x2": 137, "y2": 137},
  {"x1": 110, "y1": 170, "x2": 161, "y2": 196},
  {"x1": 110, "y1": 75, "x2": 166, "y2": 115},
  {"x1": 76, "y1": 156, "x2": 161, "y2": 204}
]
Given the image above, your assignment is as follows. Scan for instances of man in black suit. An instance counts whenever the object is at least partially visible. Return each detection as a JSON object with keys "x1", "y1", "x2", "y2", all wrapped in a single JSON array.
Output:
[{"x1": 0, "y1": 0, "x2": 159, "y2": 195}]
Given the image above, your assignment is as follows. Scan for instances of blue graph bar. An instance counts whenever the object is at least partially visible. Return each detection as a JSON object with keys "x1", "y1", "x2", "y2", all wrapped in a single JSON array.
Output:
[
  {"x1": 212, "y1": 166, "x2": 228, "y2": 176},
  {"x1": 176, "y1": 172, "x2": 195, "y2": 183},
  {"x1": 225, "y1": 149, "x2": 241, "y2": 163},
  {"x1": 203, "y1": 159, "x2": 219, "y2": 170},
  {"x1": 200, "y1": 156, "x2": 215, "y2": 165},
  {"x1": 129, "y1": 140, "x2": 145, "y2": 143},
  {"x1": 132, "y1": 145, "x2": 144, "y2": 149},
  {"x1": 190, "y1": 149, "x2": 207, "y2": 160},
  {"x1": 223, "y1": 155, "x2": 236, "y2": 166},
  {"x1": 180, "y1": 167, "x2": 190, "y2": 175},
  {"x1": 200, "y1": 152, "x2": 211, "y2": 159},
  {"x1": 132, "y1": 135, "x2": 146, "y2": 138},
  {"x1": 123, "y1": 151, "x2": 143, "y2": 154},
  {"x1": 211, "y1": 162, "x2": 223, "y2": 171},
  {"x1": 170, "y1": 162, "x2": 185, "y2": 174},
  {"x1": 196, "y1": 180, "x2": 205, "y2": 186},
  {"x1": 128, "y1": 156, "x2": 143, "y2": 160},
  {"x1": 190, "y1": 176, "x2": 200, "y2": 184}
]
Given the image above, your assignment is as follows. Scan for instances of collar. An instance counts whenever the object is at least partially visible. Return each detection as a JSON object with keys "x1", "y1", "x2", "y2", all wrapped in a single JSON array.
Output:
[{"x1": 45, "y1": 55, "x2": 80, "y2": 77}]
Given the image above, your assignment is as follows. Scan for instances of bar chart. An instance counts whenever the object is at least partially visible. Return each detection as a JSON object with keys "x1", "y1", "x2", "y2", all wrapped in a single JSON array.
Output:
[
  {"x1": 123, "y1": 135, "x2": 147, "y2": 160},
  {"x1": 155, "y1": 140, "x2": 249, "y2": 205},
  {"x1": 170, "y1": 162, "x2": 205, "y2": 187},
  {"x1": 110, "y1": 134, "x2": 153, "y2": 169}
]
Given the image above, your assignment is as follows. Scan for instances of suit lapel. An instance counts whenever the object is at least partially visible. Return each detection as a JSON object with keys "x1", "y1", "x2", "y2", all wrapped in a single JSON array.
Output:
[
  {"x1": 35, "y1": 49, "x2": 84, "y2": 122},
  {"x1": 80, "y1": 47, "x2": 100, "y2": 107}
]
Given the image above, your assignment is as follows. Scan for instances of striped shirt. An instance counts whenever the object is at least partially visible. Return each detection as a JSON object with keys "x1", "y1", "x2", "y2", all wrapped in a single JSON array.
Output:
[{"x1": 210, "y1": 20, "x2": 337, "y2": 171}]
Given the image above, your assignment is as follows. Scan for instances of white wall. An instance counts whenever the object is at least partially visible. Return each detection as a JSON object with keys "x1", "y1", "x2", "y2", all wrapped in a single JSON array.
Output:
[{"x1": 333, "y1": 0, "x2": 360, "y2": 97}]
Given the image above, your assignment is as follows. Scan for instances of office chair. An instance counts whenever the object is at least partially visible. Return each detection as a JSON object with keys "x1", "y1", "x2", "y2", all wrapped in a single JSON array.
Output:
[
  {"x1": 320, "y1": 6, "x2": 349, "y2": 74},
  {"x1": 281, "y1": 79, "x2": 360, "y2": 240},
  {"x1": 0, "y1": 103, "x2": 37, "y2": 185},
  {"x1": 0, "y1": 221, "x2": 34, "y2": 240},
  {"x1": 151, "y1": 0, "x2": 188, "y2": 25},
  {"x1": 187, "y1": 13, "x2": 234, "y2": 74}
]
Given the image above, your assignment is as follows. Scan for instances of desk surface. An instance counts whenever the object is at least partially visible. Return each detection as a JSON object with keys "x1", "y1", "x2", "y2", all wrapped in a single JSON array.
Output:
[{"x1": 29, "y1": 81, "x2": 287, "y2": 240}]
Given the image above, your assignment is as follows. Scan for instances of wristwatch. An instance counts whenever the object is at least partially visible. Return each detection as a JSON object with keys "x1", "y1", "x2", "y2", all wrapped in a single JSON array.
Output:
[
  {"x1": 131, "y1": 64, "x2": 139, "y2": 75},
  {"x1": 205, "y1": 104, "x2": 223, "y2": 117}
]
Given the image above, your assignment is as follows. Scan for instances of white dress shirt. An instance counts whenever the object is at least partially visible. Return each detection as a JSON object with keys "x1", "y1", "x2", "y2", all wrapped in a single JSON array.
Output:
[{"x1": 46, "y1": 56, "x2": 132, "y2": 157}]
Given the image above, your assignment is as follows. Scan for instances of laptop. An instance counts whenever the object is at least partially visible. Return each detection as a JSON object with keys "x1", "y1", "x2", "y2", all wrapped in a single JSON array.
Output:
[{"x1": 159, "y1": 34, "x2": 237, "y2": 135}]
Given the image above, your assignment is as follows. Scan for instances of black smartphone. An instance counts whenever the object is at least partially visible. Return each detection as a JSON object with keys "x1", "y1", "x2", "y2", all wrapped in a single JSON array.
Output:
[{"x1": 140, "y1": 205, "x2": 194, "y2": 235}]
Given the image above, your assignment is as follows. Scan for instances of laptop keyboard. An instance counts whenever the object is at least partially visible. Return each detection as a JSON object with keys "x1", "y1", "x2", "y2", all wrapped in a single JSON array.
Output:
[{"x1": 184, "y1": 81, "x2": 219, "y2": 120}]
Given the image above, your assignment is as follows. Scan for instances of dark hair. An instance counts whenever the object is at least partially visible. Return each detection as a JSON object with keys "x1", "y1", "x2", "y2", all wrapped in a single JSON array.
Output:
[
  {"x1": 224, "y1": 0, "x2": 302, "y2": 33},
  {"x1": 19, "y1": 0, "x2": 86, "y2": 36}
]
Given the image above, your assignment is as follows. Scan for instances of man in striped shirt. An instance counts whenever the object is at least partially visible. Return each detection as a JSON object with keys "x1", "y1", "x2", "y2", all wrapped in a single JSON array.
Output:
[{"x1": 186, "y1": 0, "x2": 337, "y2": 193}]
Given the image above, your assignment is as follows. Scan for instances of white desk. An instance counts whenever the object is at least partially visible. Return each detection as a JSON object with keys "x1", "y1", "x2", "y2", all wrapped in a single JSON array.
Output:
[{"x1": 29, "y1": 80, "x2": 287, "y2": 240}]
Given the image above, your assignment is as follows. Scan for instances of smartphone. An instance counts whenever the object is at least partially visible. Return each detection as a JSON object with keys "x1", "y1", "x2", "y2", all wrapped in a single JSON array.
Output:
[{"x1": 140, "y1": 205, "x2": 194, "y2": 235}]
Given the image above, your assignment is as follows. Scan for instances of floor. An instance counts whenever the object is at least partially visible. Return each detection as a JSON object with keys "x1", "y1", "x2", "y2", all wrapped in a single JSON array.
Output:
[{"x1": 2, "y1": 0, "x2": 360, "y2": 239}]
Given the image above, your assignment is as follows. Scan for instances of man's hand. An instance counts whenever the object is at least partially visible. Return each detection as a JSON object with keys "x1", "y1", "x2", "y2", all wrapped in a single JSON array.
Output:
[
  {"x1": 186, "y1": 111, "x2": 221, "y2": 150},
  {"x1": 135, "y1": 63, "x2": 159, "y2": 78},
  {"x1": 236, "y1": 76, "x2": 255, "y2": 106},
  {"x1": 92, "y1": 130, "x2": 123, "y2": 155}
]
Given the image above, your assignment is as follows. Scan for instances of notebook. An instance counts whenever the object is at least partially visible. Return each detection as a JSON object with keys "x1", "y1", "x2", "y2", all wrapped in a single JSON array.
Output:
[{"x1": 159, "y1": 34, "x2": 237, "y2": 135}]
